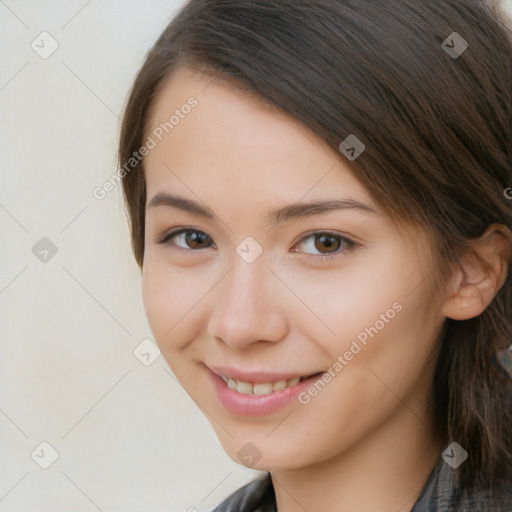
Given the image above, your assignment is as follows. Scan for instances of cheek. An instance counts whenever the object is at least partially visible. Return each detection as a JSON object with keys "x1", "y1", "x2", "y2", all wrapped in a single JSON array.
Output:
[
  {"x1": 141, "y1": 256, "x2": 205, "y2": 352},
  {"x1": 316, "y1": 290, "x2": 437, "y2": 433},
  {"x1": 299, "y1": 246, "x2": 436, "y2": 402},
  {"x1": 289, "y1": 246, "x2": 414, "y2": 349}
]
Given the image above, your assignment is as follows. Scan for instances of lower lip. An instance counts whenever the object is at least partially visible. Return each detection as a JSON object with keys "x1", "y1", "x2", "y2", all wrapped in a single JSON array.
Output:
[{"x1": 208, "y1": 368, "x2": 323, "y2": 417}]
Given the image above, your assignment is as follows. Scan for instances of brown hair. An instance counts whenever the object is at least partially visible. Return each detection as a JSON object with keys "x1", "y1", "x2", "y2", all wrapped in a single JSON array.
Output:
[{"x1": 119, "y1": 0, "x2": 512, "y2": 490}]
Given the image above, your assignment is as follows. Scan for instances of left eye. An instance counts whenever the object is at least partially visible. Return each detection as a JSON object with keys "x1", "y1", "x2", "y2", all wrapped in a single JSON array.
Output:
[
  {"x1": 293, "y1": 232, "x2": 357, "y2": 260},
  {"x1": 156, "y1": 229, "x2": 358, "y2": 261}
]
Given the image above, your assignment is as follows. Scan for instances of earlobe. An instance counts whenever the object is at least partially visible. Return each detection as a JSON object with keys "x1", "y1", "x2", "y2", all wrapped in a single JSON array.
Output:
[{"x1": 441, "y1": 223, "x2": 512, "y2": 321}]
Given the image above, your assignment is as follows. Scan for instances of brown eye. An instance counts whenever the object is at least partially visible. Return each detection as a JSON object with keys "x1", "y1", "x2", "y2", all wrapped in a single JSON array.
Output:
[
  {"x1": 314, "y1": 234, "x2": 341, "y2": 254},
  {"x1": 294, "y1": 231, "x2": 357, "y2": 260},
  {"x1": 182, "y1": 230, "x2": 211, "y2": 249},
  {"x1": 157, "y1": 229, "x2": 215, "y2": 250}
]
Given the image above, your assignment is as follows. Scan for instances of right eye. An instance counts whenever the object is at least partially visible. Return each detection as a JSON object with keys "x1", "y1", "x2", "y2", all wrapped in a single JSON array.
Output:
[{"x1": 155, "y1": 228, "x2": 216, "y2": 251}]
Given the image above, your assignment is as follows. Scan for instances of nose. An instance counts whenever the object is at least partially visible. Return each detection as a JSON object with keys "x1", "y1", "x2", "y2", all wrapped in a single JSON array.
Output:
[{"x1": 207, "y1": 251, "x2": 289, "y2": 349}]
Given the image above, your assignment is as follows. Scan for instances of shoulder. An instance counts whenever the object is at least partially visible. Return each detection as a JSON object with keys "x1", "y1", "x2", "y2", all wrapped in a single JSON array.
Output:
[
  {"x1": 210, "y1": 473, "x2": 276, "y2": 512},
  {"x1": 412, "y1": 457, "x2": 512, "y2": 512},
  {"x1": 454, "y1": 476, "x2": 512, "y2": 512}
]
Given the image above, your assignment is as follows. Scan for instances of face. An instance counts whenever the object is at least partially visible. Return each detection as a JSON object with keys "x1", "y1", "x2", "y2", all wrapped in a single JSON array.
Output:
[{"x1": 141, "y1": 66, "x2": 447, "y2": 471}]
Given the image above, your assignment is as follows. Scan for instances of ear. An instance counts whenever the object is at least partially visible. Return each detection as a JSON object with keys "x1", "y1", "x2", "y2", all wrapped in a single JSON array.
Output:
[{"x1": 442, "y1": 223, "x2": 512, "y2": 321}]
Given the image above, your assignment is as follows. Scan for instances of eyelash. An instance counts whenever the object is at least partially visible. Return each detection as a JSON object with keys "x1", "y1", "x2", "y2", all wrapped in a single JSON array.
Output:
[{"x1": 155, "y1": 227, "x2": 360, "y2": 262}]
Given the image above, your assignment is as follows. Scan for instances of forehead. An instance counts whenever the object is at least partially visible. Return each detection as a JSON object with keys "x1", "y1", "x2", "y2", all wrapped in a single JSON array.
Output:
[
  {"x1": 143, "y1": 66, "x2": 373, "y2": 205},
  {"x1": 146, "y1": 65, "x2": 287, "y2": 131},
  {"x1": 146, "y1": 66, "x2": 325, "y2": 163}
]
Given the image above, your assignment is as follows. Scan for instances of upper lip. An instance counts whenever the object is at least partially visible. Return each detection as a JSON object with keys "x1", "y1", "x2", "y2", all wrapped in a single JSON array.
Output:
[{"x1": 206, "y1": 364, "x2": 321, "y2": 383}]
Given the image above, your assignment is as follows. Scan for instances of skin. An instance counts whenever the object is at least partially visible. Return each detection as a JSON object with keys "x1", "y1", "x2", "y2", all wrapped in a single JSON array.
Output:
[{"x1": 140, "y1": 66, "x2": 511, "y2": 512}]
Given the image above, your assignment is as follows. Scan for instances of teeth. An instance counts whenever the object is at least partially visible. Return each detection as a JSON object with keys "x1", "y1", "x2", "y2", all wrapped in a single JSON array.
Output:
[
  {"x1": 221, "y1": 375, "x2": 305, "y2": 396},
  {"x1": 287, "y1": 377, "x2": 300, "y2": 387},
  {"x1": 253, "y1": 382, "x2": 274, "y2": 396},
  {"x1": 273, "y1": 379, "x2": 287, "y2": 391},
  {"x1": 237, "y1": 381, "x2": 254, "y2": 395}
]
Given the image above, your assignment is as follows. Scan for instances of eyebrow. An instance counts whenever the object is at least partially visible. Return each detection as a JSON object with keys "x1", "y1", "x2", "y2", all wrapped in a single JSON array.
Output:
[{"x1": 147, "y1": 192, "x2": 378, "y2": 227}]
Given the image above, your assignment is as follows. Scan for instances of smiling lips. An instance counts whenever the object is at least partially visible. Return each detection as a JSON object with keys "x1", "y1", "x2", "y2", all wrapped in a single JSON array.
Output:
[{"x1": 207, "y1": 365, "x2": 325, "y2": 416}]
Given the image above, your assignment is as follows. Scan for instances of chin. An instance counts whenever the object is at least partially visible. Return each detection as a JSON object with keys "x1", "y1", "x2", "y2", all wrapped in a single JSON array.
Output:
[{"x1": 216, "y1": 436, "x2": 313, "y2": 472}]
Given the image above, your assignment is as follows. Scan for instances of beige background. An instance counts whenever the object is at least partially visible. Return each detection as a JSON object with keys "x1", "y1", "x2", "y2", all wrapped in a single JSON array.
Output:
[{"x1": 1, "y1": 1, "x2": 511, "y2": 511}]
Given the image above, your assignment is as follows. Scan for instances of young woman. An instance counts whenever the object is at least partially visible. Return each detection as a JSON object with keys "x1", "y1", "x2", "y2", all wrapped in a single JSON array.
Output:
[{"x1": 118, "y1": 1, "x2": 512, "y2": 510}]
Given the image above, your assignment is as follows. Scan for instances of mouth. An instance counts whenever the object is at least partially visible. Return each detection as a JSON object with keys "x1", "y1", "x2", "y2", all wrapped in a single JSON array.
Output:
[
  {"x1": 207, "y1": 365, "x2": 327, "y2": 416},
  {"x1": 218, "y1": 371, "x2": 324, "y2": 396}
]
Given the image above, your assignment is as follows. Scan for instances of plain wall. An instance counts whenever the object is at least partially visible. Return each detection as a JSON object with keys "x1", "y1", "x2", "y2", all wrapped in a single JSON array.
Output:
[
  {"x1": 0, "y1": 2, "x2": 260, "y2": 511},
  {"x1": 1, "y1": 1, "x2": 511, "y2": 511}
]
